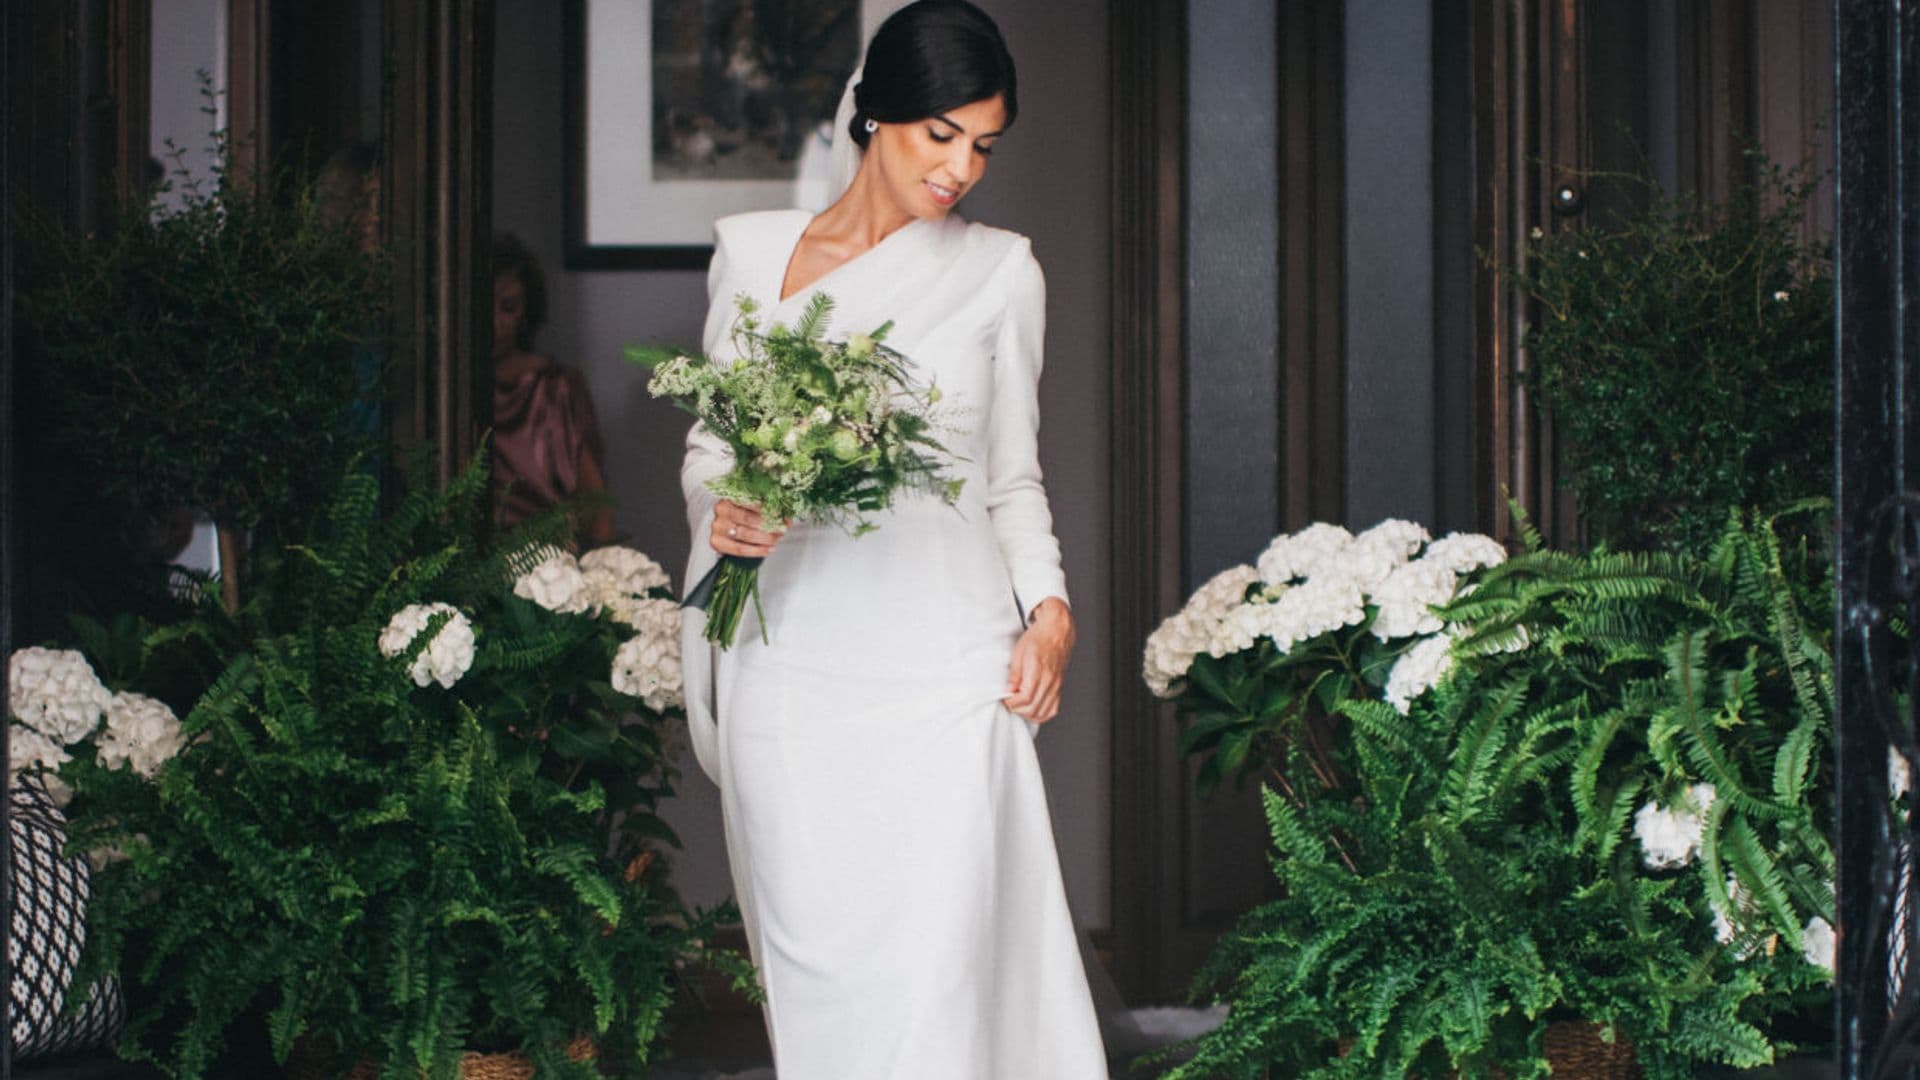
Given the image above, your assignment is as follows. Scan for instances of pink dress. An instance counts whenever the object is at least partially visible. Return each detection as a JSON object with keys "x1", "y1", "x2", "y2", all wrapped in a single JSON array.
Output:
[{"x1": 491, "y1": 361, "x2": 604, "y2": 528}]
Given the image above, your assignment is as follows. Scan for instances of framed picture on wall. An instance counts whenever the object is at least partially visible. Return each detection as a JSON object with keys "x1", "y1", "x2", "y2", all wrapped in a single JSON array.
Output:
[{"x1": 564, "y1": 0, "x2": 866, "y2": 270}]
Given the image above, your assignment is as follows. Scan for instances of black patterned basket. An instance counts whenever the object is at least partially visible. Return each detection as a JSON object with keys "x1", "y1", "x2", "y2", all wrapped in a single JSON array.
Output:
[{"x1": 8, "y1": 777, "x2": 124, "y2": 1061}]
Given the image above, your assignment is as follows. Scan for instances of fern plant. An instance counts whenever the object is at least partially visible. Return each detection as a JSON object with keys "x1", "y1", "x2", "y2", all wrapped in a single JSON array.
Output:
[
  {"x1": 1166, "y1": 508, "x2": 1833, "y2": 1078},
  {"x1": 56, "y1": 455, "x2": 748, "y2": 1079}
]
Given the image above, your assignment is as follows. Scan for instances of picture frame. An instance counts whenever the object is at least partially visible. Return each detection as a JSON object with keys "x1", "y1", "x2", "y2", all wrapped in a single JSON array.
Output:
[{"x1": 564, "y1": 0, "x2": 870, "y2": 270}]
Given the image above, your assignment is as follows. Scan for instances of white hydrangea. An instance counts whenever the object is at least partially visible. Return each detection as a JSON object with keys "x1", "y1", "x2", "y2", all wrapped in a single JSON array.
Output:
[
  {"x1": 378, "y1": 603, "x2": 477, "y2": 688},
  {"x1": 9, "y1": 647, "x2": 112, "y2": 744},
  {"x1": 1245, "y1": 575, "x2": 1369, "y2": 654},
  {"x1": 512, "y1": 547, "x2": 594, "y2": 614},
  {"x1": 9, "y1": 727, "x2": 73, "y2": 804},
  {"x1": 1143, "y1": 627, "x2": 1201, "y2": 699},
  {"x1": 1203, "y1": 603, "x2": 1261, "y2": 659},
  {"x1": 1802, "y1": 915, "x2": 1835, "y2": 972},
  {"x1": 1142, "y1": 565, "x2": 1261, "y2": 697},
  {"x1": 1353, "y1": 518, "x2": 1430, "y2": 560},
  {"x1": 1146, "y1": 522, "x2": 1515, "y2": 705},
  {"x1": 1384, "y1": 631, "x2": 1458, "y2": 714},
  {"x1": 580, "y1": 546, "x2": 672, "y2": 599},
  {"x1": 1421, "y1": 532, "x2": 1509, "y2": 576},
  {"x1": 97, "y1": 691, "x2": 188, "y2": 778},
  {"x1": 1633, "y1": 783, "x2": 1717, "y2": 870},
  {"x1": 1711, "y1": 874, "x2": 1757, "y2": 948},
  {"x1": 1369, "y1": 559, "x2": 1460, "y2": 641},
  {"x1": 1256, "y1": 524, "x2": 1353, "y2": 585},
  {"x1": 611, "y1": 598, "x2": 685, "y2": 713},
  {"x1": 1331, "y1": 519, "x2": 1431, "y2": 590}
]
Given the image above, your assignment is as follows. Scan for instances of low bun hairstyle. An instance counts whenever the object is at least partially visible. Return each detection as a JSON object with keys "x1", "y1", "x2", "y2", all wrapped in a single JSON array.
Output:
[{"x1": 849, "y1": 0, "x2": 1017, "y2": 149}]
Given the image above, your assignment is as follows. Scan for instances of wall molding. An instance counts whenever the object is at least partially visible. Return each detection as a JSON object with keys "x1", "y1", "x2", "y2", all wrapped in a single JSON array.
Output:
[{"x1": 1106, "y1": 0, "x2": 1188, "y2": 1002}]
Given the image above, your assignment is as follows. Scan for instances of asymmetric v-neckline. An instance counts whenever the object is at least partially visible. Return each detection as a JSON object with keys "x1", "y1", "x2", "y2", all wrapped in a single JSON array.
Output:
[{"x1": 775, "y1": 212, "x2": 932, "y2": 305}]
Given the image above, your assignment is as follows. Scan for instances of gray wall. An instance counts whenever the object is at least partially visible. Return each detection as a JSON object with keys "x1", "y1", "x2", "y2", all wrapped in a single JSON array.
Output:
[
  {"x1": 1184, "y1": 0, "x2": 1280, "y2": 587},
  {"x1": 491, "y1": 0, "x2": 1112, "y2": 925},
  {"x1": 1343, "y1": 0, "x2": 1435, "y2": 528},
  {"x1": 151, "y1": 0, "x2": 227, "y2": 209}
]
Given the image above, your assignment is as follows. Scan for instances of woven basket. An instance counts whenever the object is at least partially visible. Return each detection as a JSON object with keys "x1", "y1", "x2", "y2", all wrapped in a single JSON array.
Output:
[
  {"x1": 285, "y1": 1034, "x2": 596, "y2": 1079},
  {"x1": 1332, "y1": 1021, "x2": 1639, "y2": 1079},
  {"x1": 1538, "y1": 1021, "x2": 1639, "y2": 1079}
]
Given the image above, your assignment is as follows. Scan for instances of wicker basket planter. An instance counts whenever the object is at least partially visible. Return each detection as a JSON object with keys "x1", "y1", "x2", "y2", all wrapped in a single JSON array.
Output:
[
  {"x1": 284, "y1": 1034, "x2": 596, "y2": 1079},
  {"x1": 1537, "y1": 1021, "x2": 1639, "y2": 1079},
  {"x1": 1331, "y1": 1021, "x2": 1639, "y2": 1079}
]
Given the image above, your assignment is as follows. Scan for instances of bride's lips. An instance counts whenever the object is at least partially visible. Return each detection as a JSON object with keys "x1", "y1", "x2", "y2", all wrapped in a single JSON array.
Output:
[{"x1": 925, "y1": 179, "x2": 961, "y2": 207}]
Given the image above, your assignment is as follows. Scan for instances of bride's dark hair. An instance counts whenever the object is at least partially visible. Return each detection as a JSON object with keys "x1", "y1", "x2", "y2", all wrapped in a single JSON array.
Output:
[{"x1": 851, "y1": 0, "x2": 1017, "y2": 148}]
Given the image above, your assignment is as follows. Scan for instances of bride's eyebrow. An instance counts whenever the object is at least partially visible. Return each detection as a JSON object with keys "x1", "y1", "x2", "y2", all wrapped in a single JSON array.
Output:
[{"x1": 931, "y1": 114, "x2": 1006, "y2": 138}]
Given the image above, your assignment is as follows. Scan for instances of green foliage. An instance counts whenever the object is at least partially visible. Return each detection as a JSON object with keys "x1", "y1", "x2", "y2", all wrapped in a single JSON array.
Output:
[
  {"x1": 18, "y1": 103, "x2": 386, "y2": 542},
  {"x1": 1173, "y1": 610, "x2": 1406, "y2": 798},
  {"x1": 628, "y1": 293, "x2": 963, "y2": 534},
  {"x1": 58, "y1": 456, "x2": 745, "y2": 1078},
  {"x1": 1165, "y1": 509, "x2": 1833, "y2": 1078},
  {"x1": 1506, "y1": 164, "x2": 1832, "y2": 553}
]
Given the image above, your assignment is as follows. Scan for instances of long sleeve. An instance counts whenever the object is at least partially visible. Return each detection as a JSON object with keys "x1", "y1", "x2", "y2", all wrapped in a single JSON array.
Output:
[
  {"x1": 679, "y1": 224, "x2": 745, "y2": 603},
  {"x1": 986, "y1": 241, "x2": 1070, "y2": 619},
  {"x1": 678, "y1": 220, "x2": 755, "y2": 784}
]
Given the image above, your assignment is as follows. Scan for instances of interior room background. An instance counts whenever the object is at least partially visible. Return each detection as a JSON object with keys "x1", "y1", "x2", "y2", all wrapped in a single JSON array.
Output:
[{"x1": 4, "y1": 0, "x2": 1839, "y2": 1010}]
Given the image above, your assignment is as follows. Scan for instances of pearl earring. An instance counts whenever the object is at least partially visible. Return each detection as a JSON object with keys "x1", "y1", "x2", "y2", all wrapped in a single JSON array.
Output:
[{"x1": 864, "y1": 118, "x2": 879, "y2": 134}]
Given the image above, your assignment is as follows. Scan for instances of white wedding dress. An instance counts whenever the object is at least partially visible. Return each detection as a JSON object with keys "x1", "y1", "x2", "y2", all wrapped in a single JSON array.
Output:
[{"x1": 678, "y1": 208, "x2": 1109, "y2": 1079}]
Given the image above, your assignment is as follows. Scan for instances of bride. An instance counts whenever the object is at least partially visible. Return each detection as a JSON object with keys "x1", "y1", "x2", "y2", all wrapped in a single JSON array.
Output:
[{"x1": 678, "y1": 1, "x2": 1109, "y2": 1076}]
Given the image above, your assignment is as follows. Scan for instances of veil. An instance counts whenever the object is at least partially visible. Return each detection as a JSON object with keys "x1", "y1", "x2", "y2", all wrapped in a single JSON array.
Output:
[{"x1": 825, "y1": 71, "x2": 865, "y2": 205}]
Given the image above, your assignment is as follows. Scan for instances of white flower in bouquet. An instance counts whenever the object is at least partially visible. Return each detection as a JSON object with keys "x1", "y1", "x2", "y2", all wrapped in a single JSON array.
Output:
[
  {"x1": 1384, "y1": 631, "x2": 1459, "y2": 714},
  {"x1": 513, "y1": 547, "x2": 595, "y2": 614},
  {"x1": 1633, "y1": 783, "x2": 1717, "y2": 870},
  {"x1": 9, "y1": 727, "x2": 73, "y2": 804},
  {"x1": 1802, "y1": 915, "x2": 1836, "y2": 972},
  {"x1": 1142, "y1": 564, "x2": 1262, "y2": 697},
  {"x1": 98, "y1": 691, "x2": 188, "y2": 778},
  {"x1": 1256, "y1": 523, "x2": 1354, "y2": 585},
  {"x1": 1893, "y1": 750, "x2": 1912, "y2": 799},
  {"x1": 611, "y1": 598, "x2": 685, "y2": 713},
  {"x1": 378, "y1": 602, "x2": 478, "y2": 689},
  {"x1": 9, "y1": 646, "x2": 112, "y2": 744}
]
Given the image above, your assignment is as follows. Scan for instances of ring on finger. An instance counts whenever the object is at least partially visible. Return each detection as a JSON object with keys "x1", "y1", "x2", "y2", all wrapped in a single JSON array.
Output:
[{"x1": 728, "y1": 526, "x2": 738, "y2": 539}]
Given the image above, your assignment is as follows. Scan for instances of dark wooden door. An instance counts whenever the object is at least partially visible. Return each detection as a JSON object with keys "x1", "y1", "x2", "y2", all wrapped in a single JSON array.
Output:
[{"x1": 1108, "y1": 0, "x2": 1348, "y2": 1003}]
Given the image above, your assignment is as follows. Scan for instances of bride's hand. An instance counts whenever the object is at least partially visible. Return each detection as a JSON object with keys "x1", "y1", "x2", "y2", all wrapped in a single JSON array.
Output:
[
  {"x1": 1004, "y1": 598, "x2": 1074, "y2": 724},
  {"x1": 711, "y1": 500, "x2": 786, "y2": 558}
]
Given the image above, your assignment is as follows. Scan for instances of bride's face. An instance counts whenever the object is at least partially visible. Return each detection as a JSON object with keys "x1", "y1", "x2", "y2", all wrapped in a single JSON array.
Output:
[{"x1": 870, "y1": 94, "x2": 1008, "y2": 220}]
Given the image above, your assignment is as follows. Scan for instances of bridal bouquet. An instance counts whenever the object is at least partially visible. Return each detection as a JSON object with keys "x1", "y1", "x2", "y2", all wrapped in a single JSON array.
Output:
[{"x1": 628, "y1": 293, "x2": 963, "y2": 647}]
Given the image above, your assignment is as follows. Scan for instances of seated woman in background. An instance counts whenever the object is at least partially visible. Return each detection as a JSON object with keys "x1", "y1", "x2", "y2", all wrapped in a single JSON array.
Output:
[{"x1": 490, "y1": 233, "x2": 614, "y2": 546}]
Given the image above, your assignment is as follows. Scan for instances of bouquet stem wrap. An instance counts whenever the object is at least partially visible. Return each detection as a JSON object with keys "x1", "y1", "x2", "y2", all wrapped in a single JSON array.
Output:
[{"x1": 685, "y1": 554, "x2": 766, "y2": 647}]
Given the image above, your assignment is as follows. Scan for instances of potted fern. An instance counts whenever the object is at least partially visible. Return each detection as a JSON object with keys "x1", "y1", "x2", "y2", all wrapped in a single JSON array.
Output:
[
  {"x1": 31, "y1": 457, "x2": 748, "y2": 1078},
  {"x1": 1147, "y1": 509, "x2": 1834, "y2": 1078}
]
